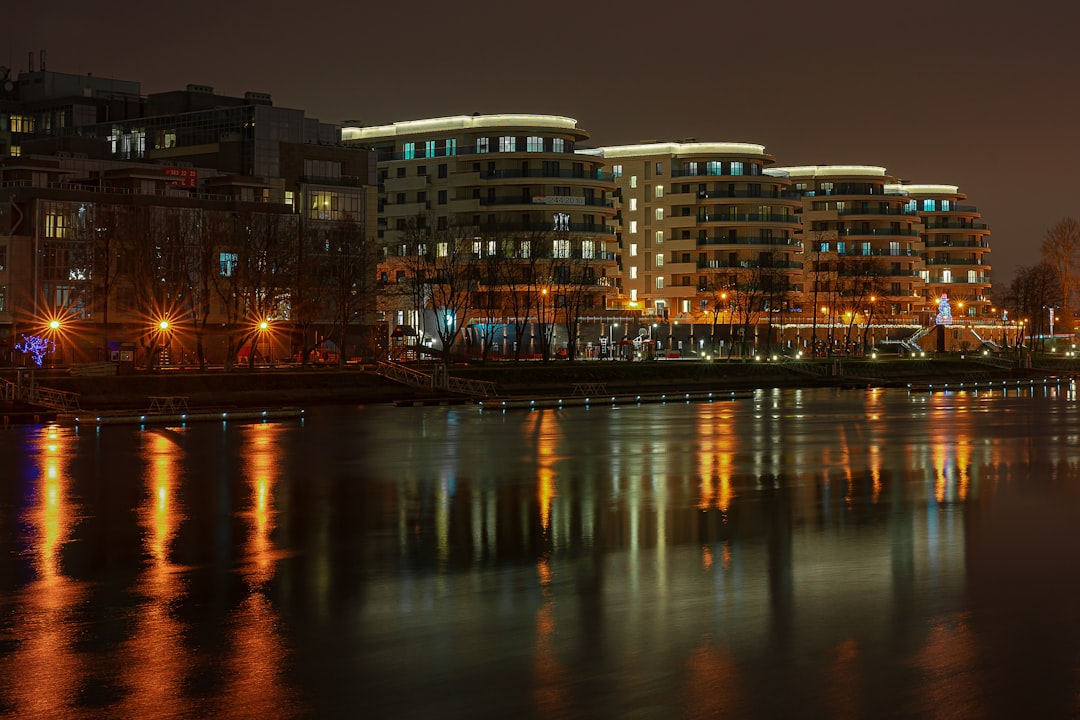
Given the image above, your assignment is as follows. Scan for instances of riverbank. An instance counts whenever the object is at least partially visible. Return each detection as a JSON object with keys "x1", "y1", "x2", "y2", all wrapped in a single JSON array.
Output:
[{"x1": 0, "y1": 355, "x2": 1053, "y2": 424}]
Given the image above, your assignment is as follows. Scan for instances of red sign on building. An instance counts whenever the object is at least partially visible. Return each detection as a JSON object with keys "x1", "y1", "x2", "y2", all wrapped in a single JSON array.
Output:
[{"x1": 163, "y1": 167, "x2": 198, "y2": 188}]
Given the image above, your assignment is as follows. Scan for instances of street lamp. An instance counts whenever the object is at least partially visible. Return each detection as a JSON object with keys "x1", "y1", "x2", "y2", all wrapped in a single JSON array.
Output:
[
  {"x1": 257, "y1": 319, "x2": 270, "y2": 367},
  {"x1": 155, "y1": 318, "x2": 172, "y2": 368}
]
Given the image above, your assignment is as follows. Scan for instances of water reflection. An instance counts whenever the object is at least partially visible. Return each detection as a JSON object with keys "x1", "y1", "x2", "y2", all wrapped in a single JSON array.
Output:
[
  {"x1": 3, "y1": 388, "x2": 1080, "y2": 717},
  {"x1": 3, "y1": 425, "x2": 86, "y2": 717},
  {"x1": 222, "y1": 423, "x2": 296, "y2": 717},
  {"x1": 117, "y1": 428, "x2": 190, "y2": 717}
]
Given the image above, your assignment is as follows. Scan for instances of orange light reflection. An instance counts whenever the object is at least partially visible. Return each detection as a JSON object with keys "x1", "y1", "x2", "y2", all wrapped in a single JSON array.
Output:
[{"x1": 5, "y1": 426, "x2": 86, "y2": 718}]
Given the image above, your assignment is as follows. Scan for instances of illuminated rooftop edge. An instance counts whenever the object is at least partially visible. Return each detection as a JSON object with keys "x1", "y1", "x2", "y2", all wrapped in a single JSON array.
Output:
[
  {"x1": 591, "y1": 142, "x2": 768, "y2": 158},
  {"x1": 894, "y1": 183, "x2": 960, "y2": 195},
  {"x1": 342, "y1": 114, "x2": 579, "y2": 141},
  {"x1": 775, "y1": 165, "x2": 888, "y2": 178}
]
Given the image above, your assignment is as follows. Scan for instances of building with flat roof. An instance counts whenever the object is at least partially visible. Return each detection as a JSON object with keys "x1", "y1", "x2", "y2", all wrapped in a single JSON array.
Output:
[{"x1": 344, "y1": 114, "x2": 620, "y2": 359}]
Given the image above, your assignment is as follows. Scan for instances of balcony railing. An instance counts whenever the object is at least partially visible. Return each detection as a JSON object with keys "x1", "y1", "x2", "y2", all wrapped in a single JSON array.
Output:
[
  {"x1": 925, "y1": 239, "x2": 990, "y2": 248},
  {"x1": 923, "y1": 221, "x2": 989, "y2": 230},
  {"x1": 479, "y1": 196, "x2": 614, "y2": 208},
  {"x1": 924, "y1": 258, "x2": 986, "y2": 266},
  {"x1": 835, "y1": 227, "x2": 921, "y2": 238},
  {"x1": 695, "y1": 212, "x2": 800, "y2": 224},
  {"x1": 694, "y1": 189, "x2": 803, "y2": 200},
  {"x1": 834, "y1": 206, "x2": 919, "y2": 217},
  {"x1": 696, "y1": 259, "x2": 804, "y2": 270},
  {"x1": 697, "y1": 236, "x2": 802, "y2": 247},
  {"x1": 480, "y1": 169, "x2": 615, "y2": 182}
]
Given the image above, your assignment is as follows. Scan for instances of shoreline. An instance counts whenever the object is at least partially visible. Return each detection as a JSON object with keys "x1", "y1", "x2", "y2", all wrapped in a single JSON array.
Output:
[{"x1": 0, "y1": 356, "x2": 1064, "y2": 425}]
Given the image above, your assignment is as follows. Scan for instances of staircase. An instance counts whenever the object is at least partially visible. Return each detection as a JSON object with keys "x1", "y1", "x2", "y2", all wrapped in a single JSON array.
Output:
[
  {"x1": 375, "y1": 361, "x2": 498, "y2": 398},
  {"x1": 901, "y1": 325, "x2": 933, "y2": 354}
]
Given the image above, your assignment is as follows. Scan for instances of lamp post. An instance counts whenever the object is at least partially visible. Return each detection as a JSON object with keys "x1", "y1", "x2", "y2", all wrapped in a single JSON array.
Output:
[
  {"x1": 157, "y1": 318, "x2": 172, "y2": 369},
  {"x1": 257, "y1": 319, "x2": 270, "y2": 368}
]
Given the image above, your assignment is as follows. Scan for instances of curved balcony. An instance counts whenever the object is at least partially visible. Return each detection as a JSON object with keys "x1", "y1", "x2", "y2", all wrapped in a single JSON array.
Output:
[
  {"x1": 924, "y1": 258, "x2": 987, "y2": 266},
  {"x1": 695, "y1": 189, "x2": 802, "y2": 201},
  {"x1": 924, "y1": 221, "x2": 989, "y2": 230},
  {"x1": 697, "y1": 236, "x2": 802, "y2": 247},
  {"x1": 697, "y1": 259, "x2": 804, "y2": 270},
  {"x1": 481, "y1": 168, "x2": 615, "y2": 182},
  {"x1": 480, "y1": 196, "x2": 614, "y2": 208},
  {"x1": 697, "y1": 212, "x2": 801, "y2": 225},
  {"x1": 924, "y1": 239, "x2": 990, "y2": 248},
  {"x1": 836, "y1": 227, "x2": 921, "y2": 238},
  {"x1": 835, "y1": 206, "x2": 918, "y2": 217}
]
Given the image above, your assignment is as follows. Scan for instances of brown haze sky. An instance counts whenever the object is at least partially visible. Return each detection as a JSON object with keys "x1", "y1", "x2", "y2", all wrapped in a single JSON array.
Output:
[{"x1": 8, "y1": 0, "x2": 1080, "y2": 286}]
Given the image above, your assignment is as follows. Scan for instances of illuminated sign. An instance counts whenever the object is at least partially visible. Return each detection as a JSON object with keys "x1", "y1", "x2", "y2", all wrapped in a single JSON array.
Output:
[{"x1": 163, "y1": 167, "x2": 198, "y2": 188}]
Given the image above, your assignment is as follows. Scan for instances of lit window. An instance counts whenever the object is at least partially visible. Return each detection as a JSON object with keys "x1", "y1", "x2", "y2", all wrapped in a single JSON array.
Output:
[
  {"x1": 731, "y1": 161, "x2": 744, "y2": 176},
  {"x1": 499, "y1": 136, "x2": 516, "y2": 152},
  {"x1": 656, "y1": 276, "x2": 664, "y2": 289},
  {"x1": 655, "y1": 254, "x2": 664, "y2": 268},
  {"x1": 942, "y1": 269, "x2": 953, "y2": 283},
  {"x1": 403, "y1": 142, "x2": 416, "y2": 159},
  {"x1": 631, "y1": 289, "x2": 638, "y2": 301},
  {"x1": 655, "y1": 185, "x2": 663, "y2": 198},
  {"x1": 553, "y1": 138, "x2": 565, "y2": 152},
  {"x1": 219, "y1": 252, "x2": 238, "y2": 277},
  {"x1": 655, "y1": 230, "x2": 664, "y2": 244},
  {"x1": 437, "y1": 242, "x2": 448, "y2": 257},
  {"x1": 942, "y1": 200, "x2": 951, "y2": 211},
  {"x1": 520, "y1": 240, "x2": 531, "y2": 258},
  {"x1": 629, "y1": 198, "x2": 638, "y2": 211},
  {"x1": 9, "y1": 146, "x2": 19, "y2": 157},
  {"x1": 629, "y1": 220, "x2": 638, "y2": 234},
  {"x1": 554, "y1": 239, "x2": 571, "y2": 258},
  {"x1": 630, "y1": 243, "x2": 638, "y2": 257},
  {"x1": 284, "y1": 191, "x2": 294, "y2": 207},
  {"x1": 0, "y1": 284, "x2": 5, "y2": 312},
  {"x1": 425, "y1": 140, "x2": 436, "y2": 157},
  {"x1": 527, "y1": 136, "x2": 544, "y2": 152},
  {"x1": 582, "y1": 239, "x2": 595, "y2": 259},
  {"x1": 446, "y1": 138, "x2": 457, "y2": 156},
  {"x1": 681, "y1": 300, "x2": 690, "y2": 313},
  {"x1": 655, "y1": 208, "x2": 664, "y2": 221},
  {"x1": 612, "y1": 164, "x2": 623, "y2": 178},
  {"x1": 630, "y1": 175, "x2": 638, "y2": 189},
  {"x1": 476, "y1": 137, "x2": 489, "y2": 154},
  {"x1": 630, "y1": 266, "x2": 638, "y2": 279},
  {"x1": 707, "y1": 161, "x2": 722, "y2": 175},
  {"x1": 923, "y1": 199, "x2": 935, "y2": 211}
]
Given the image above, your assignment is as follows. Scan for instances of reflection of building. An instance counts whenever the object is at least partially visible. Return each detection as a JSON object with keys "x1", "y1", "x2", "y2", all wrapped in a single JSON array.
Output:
[
  {"x1": 585, "y1": 142, "x2": 802, "y2": 323},
  {"x1": 343, "y1": 115, "x2": 620, "y2": 345}
]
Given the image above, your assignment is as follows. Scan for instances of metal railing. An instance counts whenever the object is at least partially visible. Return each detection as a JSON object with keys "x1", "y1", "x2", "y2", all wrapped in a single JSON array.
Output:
[{"x1": 0, "y1": 378, "x2": 81, "y2": 411}]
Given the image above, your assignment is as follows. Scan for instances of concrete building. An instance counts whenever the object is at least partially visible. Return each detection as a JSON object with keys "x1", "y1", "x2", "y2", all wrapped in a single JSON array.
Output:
[
  {"x1": 343, "y1": 115, "x2": 620, "y2": 358},
  {"x1": 585, "y1": 142, "x2": 802, "y2": 354},
  {"x1": 897, "y1": 183, "x2": 993, "y2": 319}
]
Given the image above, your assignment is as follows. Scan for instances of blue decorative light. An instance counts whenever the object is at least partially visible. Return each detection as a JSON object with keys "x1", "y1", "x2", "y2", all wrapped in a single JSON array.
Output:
[{"x1": 15, "y1": 334, "x2": 55, "y2": 367}]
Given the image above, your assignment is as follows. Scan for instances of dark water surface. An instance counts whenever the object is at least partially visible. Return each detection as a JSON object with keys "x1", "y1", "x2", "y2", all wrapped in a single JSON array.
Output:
[{"x1": 3, "y1": 386, "x2": 1080, "y2": 719}]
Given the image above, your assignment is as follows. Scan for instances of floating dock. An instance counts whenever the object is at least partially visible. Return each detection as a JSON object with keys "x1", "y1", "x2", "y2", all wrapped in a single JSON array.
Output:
[
  {"x1": 478, "y1": 389, "x2": 755, "y2": 411},
  {"x1": 57, "y1": 407, "x2": 306, "y2": 427}
]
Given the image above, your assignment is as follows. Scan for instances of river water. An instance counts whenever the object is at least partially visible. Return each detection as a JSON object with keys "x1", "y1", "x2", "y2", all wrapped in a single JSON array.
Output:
[{"x1": 2, "y1": 384, "x2": 1080, "y2": 719}]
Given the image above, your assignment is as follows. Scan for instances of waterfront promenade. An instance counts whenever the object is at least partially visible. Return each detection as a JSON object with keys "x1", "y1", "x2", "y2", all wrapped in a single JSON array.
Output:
[{"x1": 0, "y1": 354, "x2": 1058, "y2": 423}]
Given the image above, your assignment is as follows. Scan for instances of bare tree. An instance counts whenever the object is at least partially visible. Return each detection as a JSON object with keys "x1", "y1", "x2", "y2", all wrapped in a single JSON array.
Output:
[
  {"x1": 398, "y1": 217, "x2": 477, "y2": 365},
  {"x1": 1041, "y1": 217, "x2": 1080, "y2": 321},
  {"x1": 1002, "y1": 261, "x2": 1061, "y2": 352}
]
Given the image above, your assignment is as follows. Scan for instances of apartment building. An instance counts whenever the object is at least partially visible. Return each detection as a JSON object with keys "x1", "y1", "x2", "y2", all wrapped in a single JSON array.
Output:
[
  {"x1": 897, "y1": 183, "x2": 993, "y2": 318},
  {"x1": 343, "y1": 115, "x2": 620, "y2": 356}
]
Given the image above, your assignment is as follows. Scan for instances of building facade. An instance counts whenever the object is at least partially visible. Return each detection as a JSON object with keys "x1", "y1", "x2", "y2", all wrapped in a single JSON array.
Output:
[{"x1": 344, "y1": 115, "x2": 620, "y2": 358}]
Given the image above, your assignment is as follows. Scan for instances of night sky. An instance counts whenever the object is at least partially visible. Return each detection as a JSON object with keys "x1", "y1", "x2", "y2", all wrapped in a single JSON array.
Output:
[{"x1": 10, "y1": 1, "x2": 1080, "y2": 285}]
